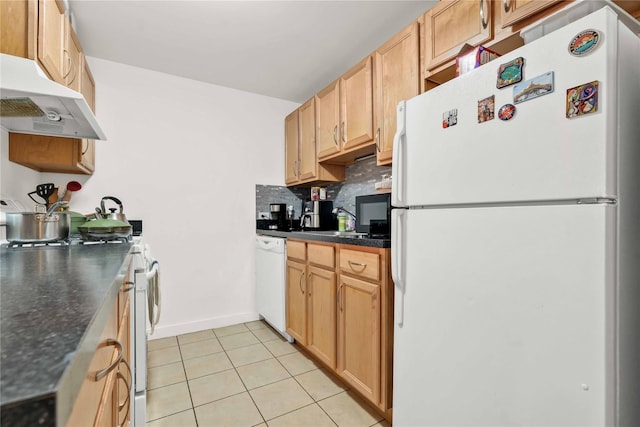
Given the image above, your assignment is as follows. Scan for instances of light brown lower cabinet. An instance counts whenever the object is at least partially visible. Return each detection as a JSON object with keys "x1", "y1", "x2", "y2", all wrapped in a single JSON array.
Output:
[
  {"x1": 285, "y1": 239, "x2": 393, "y2": 420},
  {"x1": 67, "y1": 276, "x2": 132, "y2": 427},
  {"x1": 337, "y1": 274, "x2": 381, "y2": 405}
]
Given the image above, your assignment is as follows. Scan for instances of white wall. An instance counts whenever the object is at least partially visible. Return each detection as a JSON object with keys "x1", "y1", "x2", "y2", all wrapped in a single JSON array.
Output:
[{"x1": 1, "y1": 57, "x2": 299, "y2": 338}]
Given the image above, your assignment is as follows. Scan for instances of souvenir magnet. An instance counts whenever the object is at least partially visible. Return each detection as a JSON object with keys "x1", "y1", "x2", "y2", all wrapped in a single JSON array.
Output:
[
  {"x1": 569, "y1": 30, "x2": 601, "y2": 56},
  {"x1": 477, "y1": 95, "x2": 495, "y2": 123},
  {"x1": 513, "y1": 71, "x2": 554, "y2": 104},
  {"x1": 498, "y1": 104, "x2": 516, "y2": 121},
  {"x1": 496, "y1": 57, "x2": 524, "y2": 89},
  {"x1": 443, "y1": 109, "x2": 458, "y2": 128},
  {"x1": 566, "y1": 81, "x2": 598, "y2": 118}
]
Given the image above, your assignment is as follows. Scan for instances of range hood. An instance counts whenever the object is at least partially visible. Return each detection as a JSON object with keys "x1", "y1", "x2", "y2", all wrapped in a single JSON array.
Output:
[{"x1": 0, "y1": 53, "x2": 106, "y2": 140}]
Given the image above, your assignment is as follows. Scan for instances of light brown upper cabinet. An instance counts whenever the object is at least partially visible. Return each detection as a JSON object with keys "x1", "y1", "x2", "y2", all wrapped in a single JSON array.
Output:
[
  {"x1": 285, "y1": 99, "x2": 344, "y2": 187},
  {"x1": 284, "y1": 109, "x2": 300, "y2": 185},
  {"x1": 64, "y1": 18, "x2": 82, "y2": 91},
  {"x1": 37, "y1": 0, "x2": 66, "y2": 83},
  {"x1": 298, "y1": 98, "x2": 317, "y2": 181},
  {"x1": 374, "y1": 22, "x2": 420, "y2": 166},
  {"x1": 2, "y1": 0, "x2": 99, "y2": 174},
  {"x1": 316, "y1": 56, "x2": 376, "y2": 165},
  {"x1": 340, "y1": 56, "x2": 374, "y2": 151},
  {"x1": 315, "y1": 80, "x2": 341, "y2": 159},
  {"x1": 423, "y1": 0, "x2": 493, "y2": 72},
  {"x1": 500, "y1": 0, "x2": 564, "y2": 27}
]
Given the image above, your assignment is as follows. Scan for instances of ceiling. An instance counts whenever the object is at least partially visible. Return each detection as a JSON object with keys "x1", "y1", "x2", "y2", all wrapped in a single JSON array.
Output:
[{"x1": 68, "y1": 0, "x2": 438, "y2": 103}]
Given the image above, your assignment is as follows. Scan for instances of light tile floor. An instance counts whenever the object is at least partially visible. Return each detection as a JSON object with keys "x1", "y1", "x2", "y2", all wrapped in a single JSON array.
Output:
[{"x1": 146, "y1": 320, "x2": 391, "y2": 427}]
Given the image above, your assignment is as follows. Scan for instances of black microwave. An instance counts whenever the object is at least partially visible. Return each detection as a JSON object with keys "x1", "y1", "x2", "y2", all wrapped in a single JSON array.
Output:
[{"x1": 355, "y1": 193, "x2": 391, "y2": 237}]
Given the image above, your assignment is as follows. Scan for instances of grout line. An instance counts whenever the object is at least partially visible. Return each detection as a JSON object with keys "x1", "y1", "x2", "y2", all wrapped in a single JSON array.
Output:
[{"x1": 177, "y1": 337, "x2": 199, "y2": 427}]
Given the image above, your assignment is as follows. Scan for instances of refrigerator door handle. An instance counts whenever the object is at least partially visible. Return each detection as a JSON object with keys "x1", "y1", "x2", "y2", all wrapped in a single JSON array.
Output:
[
  {"x1": 392, "y1": 208, "x2": 406, "y2": 327},
  {"x1": 392, "y1": 101, "x2": 406, "y2": 207}
]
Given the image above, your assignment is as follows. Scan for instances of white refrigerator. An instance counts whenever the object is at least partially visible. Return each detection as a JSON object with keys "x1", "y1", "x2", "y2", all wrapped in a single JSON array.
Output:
[{"x1": 391, "y1": 3, "x2": 640, "y2": 426}]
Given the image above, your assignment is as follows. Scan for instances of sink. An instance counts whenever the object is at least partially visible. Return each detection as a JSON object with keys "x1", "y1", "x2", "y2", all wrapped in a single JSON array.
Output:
[{"x1": 299, "y1": 230, "x2": 369, "y2": 238}]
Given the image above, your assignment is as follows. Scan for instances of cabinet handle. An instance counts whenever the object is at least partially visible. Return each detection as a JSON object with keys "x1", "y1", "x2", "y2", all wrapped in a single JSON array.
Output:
[
  {"x1": 94, "y1": 339, "x2": 123, "y2": 381},
  {"x1": 299, "y1": 271, "x2": 305, "y2": 294},
  {"x1": 503, "y1": 0, "x2": 510, "y2": 12},
  {"x1": 117, "y1": 359, "x2": 131, "y2": 426},
  {"x1": 122, "y1": 281, "x2": 134, "y2": 292},
  {"x1": 68, "y1": 57, "x2": 77, "y2": 86},
  {"x1": 337, "y1": 283, "x2": 344, "y2": 311},
  {"x1": 480, "y1": 0, "x2": 488, "y2": 29},
  {"x1": 293, "y1": 160, "x2": 298, "y2": 177},
  {"x1": 340, "y1": 122, "x2": 346, "y2": 144},
  {"x1": 347, "y1": 260, "x2": 367, "y2": 272},
  {"x1": 63, "y1": 49, "x2": 72, "y2": 78},
  {"x1": 375, "y1": 128, "x2": 380, "y2": 152},
  {"x1": 333, "y1": 125, "x2": 338, "y2": 146}
]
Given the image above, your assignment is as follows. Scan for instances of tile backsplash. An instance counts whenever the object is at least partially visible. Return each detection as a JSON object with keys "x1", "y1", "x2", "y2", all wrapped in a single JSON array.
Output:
[{"x1": 255, "y1": 155, "x2": 391, "y2": 219}]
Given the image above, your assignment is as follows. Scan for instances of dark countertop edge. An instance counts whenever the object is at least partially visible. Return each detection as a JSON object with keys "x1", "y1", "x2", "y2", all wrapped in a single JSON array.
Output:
[
  {"x1": 56, "y1": 250, "x2": 133, "y2": 427},
  {"x1": 0, "y1": 248, "x2": 134, "y2": 427},
  {"x1": 256, "y1": 229, "x2": 391, "y2": 248}
]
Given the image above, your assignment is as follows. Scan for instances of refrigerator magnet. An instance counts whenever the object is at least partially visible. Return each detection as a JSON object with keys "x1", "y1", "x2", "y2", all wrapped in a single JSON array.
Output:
[
  {"x1": 442, "y1": 109, "x2": 458, "y2": 128},
  {"x1": 566, "y1": 81, "x2": 598, "y2": 118},
  {"x1": 498, "y1": 104, "x2": 516, "y2": 121},
  {"x1": 513, "y1": 71, "x2": 554, "y2": 104},
  {"x1": 477, "y1": 96, "x2": 495, "y2": 123},
  {"x1": 568, "y1": 30, "x2": 601, "y2": 56},
  {"x1": 496, "y1": 57, "x2": 524, "y2": 89}
]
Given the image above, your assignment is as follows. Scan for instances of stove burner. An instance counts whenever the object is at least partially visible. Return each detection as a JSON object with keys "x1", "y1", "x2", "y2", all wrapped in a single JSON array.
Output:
[
  {"x1": 74, "y1": 236, "x2": 130, "y2": 245},
  {"x1": 7, "y1": 240, "x2": 69, "y2": 248}
]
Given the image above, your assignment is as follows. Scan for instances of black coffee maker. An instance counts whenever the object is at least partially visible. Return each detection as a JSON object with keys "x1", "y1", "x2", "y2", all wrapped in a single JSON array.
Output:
[{"x1": 269, "y1": 203, "x2": 287, "y2": 230}]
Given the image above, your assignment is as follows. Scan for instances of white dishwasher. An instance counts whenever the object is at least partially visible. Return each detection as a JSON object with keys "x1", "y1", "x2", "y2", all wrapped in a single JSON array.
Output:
[{"x1": 255, "y1": 235, "x2": 293, "y2": 342}]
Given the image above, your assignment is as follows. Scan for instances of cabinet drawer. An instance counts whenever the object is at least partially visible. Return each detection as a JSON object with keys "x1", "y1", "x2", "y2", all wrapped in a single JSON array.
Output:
[
  {"x1": 308, "y1": 243, "x2": 335, "y2": 269},
  {"x1": 67, "y1": 300, "x2": 119, "y2": 427},
  {"x1": 287, "y1": 240, "x2": 307, "y2": 262},
  {"x1": 340, "y1": 249, "x2": 380, "y2": 282}
]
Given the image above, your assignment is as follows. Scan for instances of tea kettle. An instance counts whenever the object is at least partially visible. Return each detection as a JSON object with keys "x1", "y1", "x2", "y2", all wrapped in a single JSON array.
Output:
[{"x1": 99, "y1": 196, "x2": 130, "y2": 224}]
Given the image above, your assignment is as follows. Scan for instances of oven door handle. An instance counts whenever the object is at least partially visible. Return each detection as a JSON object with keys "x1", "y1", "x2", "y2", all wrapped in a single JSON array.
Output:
[{"x1": 146, "y1": 260, "x2": 161, "y2": 333}]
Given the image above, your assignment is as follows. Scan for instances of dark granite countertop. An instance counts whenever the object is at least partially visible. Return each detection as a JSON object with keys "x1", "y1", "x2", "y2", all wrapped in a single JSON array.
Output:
[
  {"x1": 257, "y1": 229, "x2": 391, "y2": 248},
  {"x1": 0, "y1": 243, "x2": 134, "y2": 427}
]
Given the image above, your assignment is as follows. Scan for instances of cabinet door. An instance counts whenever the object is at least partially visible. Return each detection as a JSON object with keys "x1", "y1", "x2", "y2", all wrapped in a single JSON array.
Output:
[
  {"x1": 500, "y1": 0, "x2": 563, "y2": 27},
  {"x1": 284, "y1": 109, "x2": 299, "y2": 185},
  {"x1": 64, "y1": 19, "x2": 82, "y2": 91},
  {"x1": 37, "y1": 0, "x2": 65, "y2": 83},
  {"x1": 424, "y1": 0, "x2": 493, "y2": 71},
  {"x1": 337, "y1": 275, "x2": 381, "y2": 405},
  {"x1": 298, "y1": 97, "x2": 317, "y2": 181},
  {"x1": 307, "y1": 266, "x2": 337, "y2": 368},
  {"x1": 286, "y1": 259, "x2": 307, "y2": 345},
  {"x1": 340, "y1": 56, "x2": 374, "y2": 150},
  {"x1": 79, "y1": 58, "x2": 96, "y2": 173},
  {"x1": 316, "y1": 80, "x2": 341, "y2": 159},
  {"x1": 374, "y1": 22, "x2": 419, "y2": 166}
]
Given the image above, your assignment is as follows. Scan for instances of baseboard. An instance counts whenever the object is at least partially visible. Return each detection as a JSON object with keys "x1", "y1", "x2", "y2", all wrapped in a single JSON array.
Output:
[{"x1": 147, "y1": 311, "x2": 260, "y2": 340}]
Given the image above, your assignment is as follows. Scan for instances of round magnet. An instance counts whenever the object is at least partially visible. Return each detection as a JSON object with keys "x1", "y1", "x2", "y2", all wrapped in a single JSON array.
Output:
[
  {"x1": 498, "y1": 104, "x2": 516, "y2": 121},
  {"x1": 569, "y1": 30, "x2": 600, "y2": 56}
]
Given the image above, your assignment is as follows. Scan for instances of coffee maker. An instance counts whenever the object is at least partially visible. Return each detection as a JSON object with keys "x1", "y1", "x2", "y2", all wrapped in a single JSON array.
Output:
[
  {"x1": 300, "y1": 200, "x2": 336, "y2": 230},
  {"x1": 269, "y1": 203, "x2": 287, "y2": 230}
]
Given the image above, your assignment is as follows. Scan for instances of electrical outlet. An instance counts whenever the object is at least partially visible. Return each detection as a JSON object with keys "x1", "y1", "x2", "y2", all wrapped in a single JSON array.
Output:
[{"x1": 257, "y1": 211, "x2": 270, "y2": 219}]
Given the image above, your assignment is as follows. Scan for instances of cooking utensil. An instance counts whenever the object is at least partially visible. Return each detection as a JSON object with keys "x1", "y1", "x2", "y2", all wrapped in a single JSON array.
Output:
[
  {"x1": 100, "y1": 196, "x2": 129, "y2": 224},
  {"x1": 48, "y1": 187, "x2": 59, "y2": 206},
  {"x1": 37, "y1": 183, "x2": 55, "y2": 208},
  {"x1": 6, "y1": 201, "x2": 70, "y2": 243},
  {"x1": 27, "y1": 183, "x2": 56, "y2": 208},
  {"x1": 78, "y1": 217, "x2": 132, "y2": 241},
  {"x1": 61, "y1": 181, "x2": 82, "y2": 203}
]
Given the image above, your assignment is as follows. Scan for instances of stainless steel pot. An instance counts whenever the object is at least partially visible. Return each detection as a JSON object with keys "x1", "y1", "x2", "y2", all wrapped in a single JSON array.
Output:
[{"x1": 6, "y1": 202, "x2": 70, "y2": 243}]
